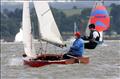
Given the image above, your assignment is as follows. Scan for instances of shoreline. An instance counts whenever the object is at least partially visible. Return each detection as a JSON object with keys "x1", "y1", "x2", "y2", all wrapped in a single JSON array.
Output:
[{"x1": 1, "y1": 40, "x2": 120, "y2": 45}]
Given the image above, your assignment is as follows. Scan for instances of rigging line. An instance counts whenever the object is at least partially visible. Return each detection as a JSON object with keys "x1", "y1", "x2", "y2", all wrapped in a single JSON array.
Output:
[
  {"x1": 31, "y1": 22, "x2": 36, "y2": 53},
  {"x1": 31, "y1": 22, "x2": 35, "y2": 38},
  {"x1": 54, "y1": 46, "x2": 57, "y2": 54},
  {"x1": 37, "y1": 21, "x2": 43, "y2": 55},
  {"x1": 35, "y1": 16, "x2": 44, "y2": 54},
  {"x1": 44, "y1": 42, "x2": 48, "y2": 54},
  {"x1": 39, "y1": 39, "x2": 43, "y2": 55}
]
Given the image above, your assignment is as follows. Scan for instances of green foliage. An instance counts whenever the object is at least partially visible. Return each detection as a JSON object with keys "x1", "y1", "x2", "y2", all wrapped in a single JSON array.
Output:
[
  {"x1": 107, "y1": 3, "x2": 120, "y2": 34},
  {"x1": 30, "y1": 7, "x2": 39, "y2": 39},
  {"x1": 1, "y1": 8, "x2": 22, "y2": 41},
  {"x1": 61, "y1": 9, "x2": 81, "y2": 17},
  {"x1": 1, "y1": 3, "x2": 120, "y2": 41}
]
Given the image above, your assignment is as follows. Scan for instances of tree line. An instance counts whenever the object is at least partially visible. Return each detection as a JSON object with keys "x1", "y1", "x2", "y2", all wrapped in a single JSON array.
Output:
[{"x1": 0, "y1": 3, "x2": 120, "y2": 41}]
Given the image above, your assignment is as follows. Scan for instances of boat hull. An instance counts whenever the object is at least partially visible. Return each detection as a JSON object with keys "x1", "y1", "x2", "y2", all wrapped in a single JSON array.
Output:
[{"x1": 23, "y1": 54, "x2": 89, "y2": 67}]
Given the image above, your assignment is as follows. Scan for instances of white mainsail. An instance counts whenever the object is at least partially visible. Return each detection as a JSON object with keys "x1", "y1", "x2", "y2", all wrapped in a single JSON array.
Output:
[
  {"x1": 74, "y1": 22, "x2": 77, "y2": 34},
  {"x1": 15, "y1": 28, "x2": 23, "y2": 42},
  {"x1": 34, "y1": 1, "x2": 64, "y2": 46},
  {"x1": 85, "y1": 1, "x2": 103, "y2": 42},
  {"x1": 22, "y1": 2, "x2": 36, "y2": 58},
  {"x1": 99, "y1": 31, "x2": 103, "y2": 42},
  {"x1": 85, "y1": 2, "x2": 97, "y2": 36}
]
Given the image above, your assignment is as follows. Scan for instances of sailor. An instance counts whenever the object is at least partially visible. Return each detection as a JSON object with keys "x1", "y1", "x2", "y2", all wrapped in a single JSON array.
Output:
[
  {"x1": 63, "y1": 32, "x2": 84, "y2": 59},
  {"x1": 82, "y1": 24, "x2": 100, "y2": 49}
]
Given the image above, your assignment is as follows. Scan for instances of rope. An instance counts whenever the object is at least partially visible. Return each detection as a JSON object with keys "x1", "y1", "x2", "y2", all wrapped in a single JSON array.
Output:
[
  {"x1": 54, "y1": 46, "x2": 57, "y2": 54},
  {"x1": 38, "y1": 39, "x2": 43, "y2": 55},
  {"x1": 44, "y1": 42, "x2": 48, "y2": 54}
]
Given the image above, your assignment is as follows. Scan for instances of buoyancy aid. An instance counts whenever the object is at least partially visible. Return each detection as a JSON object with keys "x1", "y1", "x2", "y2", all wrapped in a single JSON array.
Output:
[{"x1": 89, "y1": 30, "x2": 100, "y2": 43}]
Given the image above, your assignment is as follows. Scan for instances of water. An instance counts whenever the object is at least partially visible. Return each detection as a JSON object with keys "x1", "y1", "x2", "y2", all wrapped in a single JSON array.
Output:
[{"x1": 1, "y1": 40, "x2": 120, "y2": 79}]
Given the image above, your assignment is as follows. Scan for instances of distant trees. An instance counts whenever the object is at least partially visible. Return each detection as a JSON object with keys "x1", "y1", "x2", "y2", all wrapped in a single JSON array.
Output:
[
  {"x1": 51, "y1": 8, "x2": 67, "y2": 32},
  {"x1": 1, "y1": 3, "x2": 120, "y2": 41},
  {"x1": 73, "y1": 6, "x2": 78, "y2": 9},
  {"x1": 30, "y1": 7, "x2": 39, "y2": 39},
  {"x1": 109, "y1": 3, "x2": 120, "y2": 34},
  {"x1": 80, "y1": 8, "x2": 91, "y2": 34},
  {"x1": 1, "y1": 8, "x2": 22, "y2": 41}
]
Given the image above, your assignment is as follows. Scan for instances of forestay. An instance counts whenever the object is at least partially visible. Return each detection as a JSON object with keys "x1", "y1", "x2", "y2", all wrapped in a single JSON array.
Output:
[
  {"x1": 22, "y1": 2, "x2": 36, "y2": 58},
  {"x1": 34, "y1": 1, "x2": 64, "y2": 47}
]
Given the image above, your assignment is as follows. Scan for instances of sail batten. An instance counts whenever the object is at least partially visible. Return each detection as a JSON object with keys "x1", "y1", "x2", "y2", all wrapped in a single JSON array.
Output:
[{"x1": 34, "y1": 1, "x2": 64, "y2": 46}]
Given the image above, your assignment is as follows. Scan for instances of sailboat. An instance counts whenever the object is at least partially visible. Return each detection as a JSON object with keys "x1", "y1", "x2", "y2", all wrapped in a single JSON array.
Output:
[
  {"x1": 85, "y1": 1, "x2": 110, "y2": 43},
  {"x1": 22, "y1": 1, "x2": 89, "y2": 67},
  {"x1": 15, "y1": 28, "x2": 23, "y2": 42}
]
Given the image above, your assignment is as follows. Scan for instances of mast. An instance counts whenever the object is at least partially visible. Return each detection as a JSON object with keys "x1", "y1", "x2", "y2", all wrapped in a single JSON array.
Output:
[{"x1": 99, "y1": 0, "x2": 104, "y2": 42}]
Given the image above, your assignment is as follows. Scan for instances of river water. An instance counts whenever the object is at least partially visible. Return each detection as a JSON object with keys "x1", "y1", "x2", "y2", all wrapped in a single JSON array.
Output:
[{"x1": 1, "y1": 40, "x2": 120, "y2": 79}]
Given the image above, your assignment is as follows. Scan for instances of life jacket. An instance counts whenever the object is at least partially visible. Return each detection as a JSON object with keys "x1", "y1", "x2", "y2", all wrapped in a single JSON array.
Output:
[
  {"x1": 89, "y1": 30, "x2": 100, "y2": 43},
  {"x1": 69, "y1": 38, "x2": 84, "y2": 57}
]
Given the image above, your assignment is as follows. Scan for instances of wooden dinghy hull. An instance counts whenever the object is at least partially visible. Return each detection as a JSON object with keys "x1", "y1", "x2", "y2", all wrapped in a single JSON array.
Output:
[{"x1": 23, "y1": 54, "x2": 89, "y2": 67}]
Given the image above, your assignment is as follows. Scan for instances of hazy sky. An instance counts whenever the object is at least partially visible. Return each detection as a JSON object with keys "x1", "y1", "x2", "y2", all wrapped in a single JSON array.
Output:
[{"x1": 1, "y1": 0, "x2": 120, "y2": 10}]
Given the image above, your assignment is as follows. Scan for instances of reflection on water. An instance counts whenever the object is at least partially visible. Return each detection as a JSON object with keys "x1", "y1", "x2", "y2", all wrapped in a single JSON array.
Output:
[{"x1": 1, "y1": 40, "x2": 120, "y2": 79}]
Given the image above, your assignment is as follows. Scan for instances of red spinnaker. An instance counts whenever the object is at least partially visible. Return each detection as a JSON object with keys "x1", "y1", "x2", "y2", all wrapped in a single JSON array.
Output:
[{"x1": 90, "y1": 5, "x2": 110, "y2": 31}]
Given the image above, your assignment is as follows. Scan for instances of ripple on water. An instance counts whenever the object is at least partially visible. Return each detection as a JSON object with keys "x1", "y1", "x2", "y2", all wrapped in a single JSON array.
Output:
[{"x1": 1, "y1": 41, "x2": 120, "y2": 79}]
